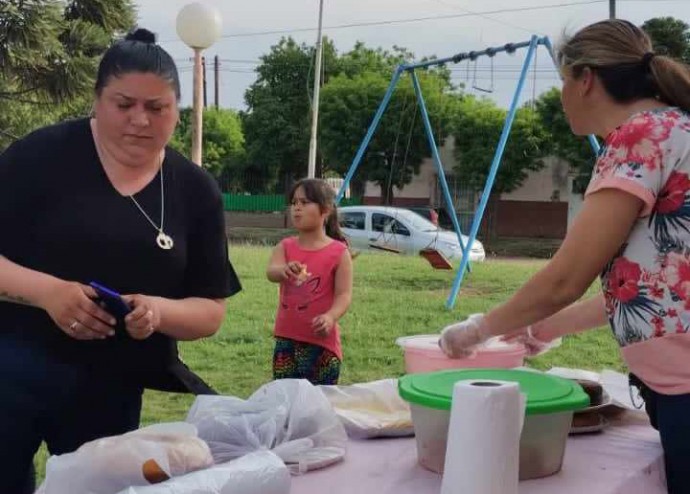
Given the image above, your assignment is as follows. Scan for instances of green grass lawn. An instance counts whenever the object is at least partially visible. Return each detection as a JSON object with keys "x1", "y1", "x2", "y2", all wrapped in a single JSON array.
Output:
[{"x1": 34, "y1": 244, "x2": 624, "y2": 479}]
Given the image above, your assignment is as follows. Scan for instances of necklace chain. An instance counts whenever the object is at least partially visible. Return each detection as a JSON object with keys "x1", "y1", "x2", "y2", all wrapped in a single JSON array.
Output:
[
  {"x1": 128, "y1": 157, "x2": 165, "y2": 233},
  {"x1": 91, "y1": 122, "x2": 173, "y2": 250}
]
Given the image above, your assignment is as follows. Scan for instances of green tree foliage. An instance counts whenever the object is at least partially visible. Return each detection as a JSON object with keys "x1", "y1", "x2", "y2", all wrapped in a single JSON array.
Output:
[
  {"x1": 334, "y1": 43, "x2": 414, "y2": 79},
  {"x1": 171, "y1": 107, "x2": 246, "y2": 182},
  {"x1": 642, "y1": 17, "x2": 690, "y2": 62},
  {"x1": 241, "y1": 37, "x2": 340, "y2": 192},
  {"x1": 242, "y1": 36, "x2": 454, "y2": 196},
  {"x1": 319, "y1": 71, "x2": 453, "y2": 202},
  {"x1": 450, "y1": 97, "x2": 549, "y2": 194},
  {"x1": 534, "y1": 87, "x2": 595, "y2": 192},
  {"x1": 0, "y1": 0, "x2": 135, "y2": 149}
]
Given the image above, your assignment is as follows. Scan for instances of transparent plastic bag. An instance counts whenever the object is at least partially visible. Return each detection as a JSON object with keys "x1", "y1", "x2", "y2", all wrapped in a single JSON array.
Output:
[
  {"x1": 115, "y1": 450, "x2": 290, "y2": 494},
  {"x1": 319, "y1": 379, "x2": 414, "y2": 438},
  {"x1": 186, "y1": 379, "x2": 347, "y2": 474},
  {"x1": 39, "y1": 423, "x2": 213, "y2": 494}
]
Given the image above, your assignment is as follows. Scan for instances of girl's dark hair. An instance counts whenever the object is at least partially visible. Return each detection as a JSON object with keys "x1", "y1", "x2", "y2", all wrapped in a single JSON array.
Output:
[
  {"x1": 95, "y1": 28, "x2": 180, "y2": 100},
  {"x1": 557, "y1": 19, "x2": 690, "y2": 111},
  {"x1": 289, "y1": 178, "x2": 348, "y2": 244}
]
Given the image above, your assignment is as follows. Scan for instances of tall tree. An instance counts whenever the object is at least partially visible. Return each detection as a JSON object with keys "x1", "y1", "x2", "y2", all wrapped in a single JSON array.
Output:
[
  {"x1": 642, "y1": 17, "x2": 690, "y2": 62},
  {"x1": 171, "y1": 107, "x2": 246, "y2": 182},
  {"x1": 450, "y1": 96, "x2": 548, "y2": 194},
  {"x1": 534, "y1": 87, "x2": 596, "y2": 192},
  {"x1": 241, "y1": 37, "x2": 340, "y2": 192},
  {"x1": 0, "y1": 0, "x2": 135, "y2": 149},
  {"x1": 242, "y1": 37, "x2": 453, "y2": 195},
  {"x1": 319, "y1": 70, "x2": 454, "y2": 203},
  {"x1": 334, "y1": 43, "x2": 415, "y2": 79}
]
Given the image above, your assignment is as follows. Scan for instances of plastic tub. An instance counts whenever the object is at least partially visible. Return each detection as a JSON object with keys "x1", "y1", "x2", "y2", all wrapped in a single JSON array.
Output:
[
  {"x1": 399, "y1": 369, "x2": 589, "y2": 480},
  {"x1": 395, "y1": 335, "x2": 526, "y2": 373}
]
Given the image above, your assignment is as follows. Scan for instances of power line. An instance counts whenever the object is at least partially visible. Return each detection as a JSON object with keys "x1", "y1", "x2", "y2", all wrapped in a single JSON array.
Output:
[
  {"x1": 159, "y1": 1, "x2": 605, "y2": 43},
  {"x1": 427, "y1": 0, "x2": 545, "y2": 36},
  {"x1": 184, "y1": 63, "x2": 561, "y2": 72},
  {"x1": 179, "y1": 60, "x2": 556, "y2": 70}
]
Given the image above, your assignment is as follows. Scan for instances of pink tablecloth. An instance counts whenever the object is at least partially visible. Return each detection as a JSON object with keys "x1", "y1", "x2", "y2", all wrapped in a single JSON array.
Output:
[{"x1": 292, "y1": 413, "x2": 666, "y2": 494}]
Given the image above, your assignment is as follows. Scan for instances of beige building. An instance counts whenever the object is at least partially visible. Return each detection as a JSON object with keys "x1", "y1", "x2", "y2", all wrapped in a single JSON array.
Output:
[{"x1": 361, "y1": 136, "x2": 581, "y2": 239}]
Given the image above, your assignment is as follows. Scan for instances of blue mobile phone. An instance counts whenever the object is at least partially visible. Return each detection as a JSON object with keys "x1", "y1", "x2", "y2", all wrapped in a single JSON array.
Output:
[{"x1": 89, "y1": 281, "x2": 132, "y2": 320}]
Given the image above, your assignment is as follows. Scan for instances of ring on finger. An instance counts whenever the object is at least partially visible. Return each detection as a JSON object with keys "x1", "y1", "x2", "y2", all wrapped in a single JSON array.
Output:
[{"x1": 69, "y1": 320, "x2": 79, "y2": 330}]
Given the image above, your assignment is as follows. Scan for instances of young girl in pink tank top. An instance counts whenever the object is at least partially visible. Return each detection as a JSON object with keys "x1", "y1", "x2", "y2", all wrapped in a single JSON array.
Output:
[{"x1": 266, "y1": 179, "x2": 353, "y2": 385}]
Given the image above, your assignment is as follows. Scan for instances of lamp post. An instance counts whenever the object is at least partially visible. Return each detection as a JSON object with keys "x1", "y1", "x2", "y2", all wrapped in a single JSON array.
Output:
[{"x1": 176, "y1": 2, "x2": 222, "y2": 166}]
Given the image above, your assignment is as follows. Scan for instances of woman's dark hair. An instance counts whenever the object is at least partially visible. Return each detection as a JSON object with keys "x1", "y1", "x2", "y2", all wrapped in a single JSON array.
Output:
[
  {"x1": 557, "y1": 19, "x2": 690, "y2": 111},
  {"x1": 95, "y1": 28, "x2": 180, "y2": 100},
  {"x1": 288, "y1": 178, "x2": 348, "y2": 245}
]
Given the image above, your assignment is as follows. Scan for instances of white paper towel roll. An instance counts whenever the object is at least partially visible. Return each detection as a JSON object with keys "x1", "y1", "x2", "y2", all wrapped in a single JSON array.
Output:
[{"x1": 440, "y1": 379, "x2": 525, "y2": 494}]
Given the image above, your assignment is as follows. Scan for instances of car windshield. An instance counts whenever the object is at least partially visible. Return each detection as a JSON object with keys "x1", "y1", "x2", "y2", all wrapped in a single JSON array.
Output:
[{"x1": 397, "y1": 210, "x2": 439, "y2": 232}]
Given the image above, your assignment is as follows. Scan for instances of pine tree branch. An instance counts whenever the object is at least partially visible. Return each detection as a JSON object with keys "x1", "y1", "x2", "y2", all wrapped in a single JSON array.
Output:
[
  {"x1": 0, "y1": 93, "x2": 53, "y2": 106},
  {"x1": 0, "y1": 86, "x2": 39, "y2": 97},
  {"x1": 0, "y1": 128, "x2": 19, "y2": 140}
]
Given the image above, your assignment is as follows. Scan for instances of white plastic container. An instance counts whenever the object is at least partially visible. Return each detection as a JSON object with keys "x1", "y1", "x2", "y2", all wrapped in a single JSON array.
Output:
[
  {"x1": 409, "y1": 403, "x2": 575, "y2": 479},
  {"x1": 399, "y1": 369, "x2": 589, "y2": 480}
]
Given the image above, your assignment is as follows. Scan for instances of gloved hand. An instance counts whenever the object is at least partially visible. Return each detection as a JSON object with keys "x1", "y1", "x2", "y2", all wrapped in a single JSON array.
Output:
[
  {"x1": 501, "y1": 325, "x2": 561, "y2": 357},
  {"x1": 439, "y1": 313, "x2": 491, "y2": 358}
]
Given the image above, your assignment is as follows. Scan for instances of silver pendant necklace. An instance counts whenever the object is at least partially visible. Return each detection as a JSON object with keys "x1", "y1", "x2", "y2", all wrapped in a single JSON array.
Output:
[{"x1": 128, "y1": 157, "x2": 174, "y2": 250}]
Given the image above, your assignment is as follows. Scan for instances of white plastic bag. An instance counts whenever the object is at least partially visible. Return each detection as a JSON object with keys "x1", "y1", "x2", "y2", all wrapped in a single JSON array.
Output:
[
  {"x1": 115, "y1": 450, "x2": 290, "y2": 494},
  {"x1": 186, "y1": 379, "x2": 347, "y2": 474},
  {"x1": 319, "y1": 379, "x2": 414, "y2": 438},
  {"x1": 39, "y1": 423, "x2": 213, "y2": 494}
]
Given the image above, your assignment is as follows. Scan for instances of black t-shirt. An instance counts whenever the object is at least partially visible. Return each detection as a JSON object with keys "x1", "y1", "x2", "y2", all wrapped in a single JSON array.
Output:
[{"x1": 0, "y1": 118, "x2": 241, "y2": 391}]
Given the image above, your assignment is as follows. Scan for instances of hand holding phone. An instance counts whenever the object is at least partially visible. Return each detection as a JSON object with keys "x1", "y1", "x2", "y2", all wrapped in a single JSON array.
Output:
[{"x1": 89, "y1": 281, "x2": 132, "y2": 320}]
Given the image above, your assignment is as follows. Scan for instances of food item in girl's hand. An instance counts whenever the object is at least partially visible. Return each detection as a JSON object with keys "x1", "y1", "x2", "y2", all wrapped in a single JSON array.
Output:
[{"x1": 296, "y1": 265, "x2": 311, "y2": 286}]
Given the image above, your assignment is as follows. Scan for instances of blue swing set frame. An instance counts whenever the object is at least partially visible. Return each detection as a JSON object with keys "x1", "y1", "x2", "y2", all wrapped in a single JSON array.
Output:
[{"x1": 335, "y1": 35, "x2": 600, "y2": 309}]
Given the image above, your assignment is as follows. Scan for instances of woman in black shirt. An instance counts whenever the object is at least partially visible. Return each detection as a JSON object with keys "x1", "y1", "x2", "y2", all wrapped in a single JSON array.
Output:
[{"x1": 0, "y1": 28, "x2": 240, "y2": 492}]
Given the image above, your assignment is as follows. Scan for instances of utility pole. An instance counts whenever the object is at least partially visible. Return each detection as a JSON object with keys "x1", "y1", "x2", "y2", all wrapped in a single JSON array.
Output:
[
  {"x1": 609, "y1": 0, "x2": 615, "y2": 19},
  {"x1": 307, "y1": 0, "x2": 324, "y2": 179},
  {"x1": 214, "y1": 55, "x2": 220, "y2": 108},
  {"x1": 202, "y1": 56, "x2": 207, "y2": 108}
]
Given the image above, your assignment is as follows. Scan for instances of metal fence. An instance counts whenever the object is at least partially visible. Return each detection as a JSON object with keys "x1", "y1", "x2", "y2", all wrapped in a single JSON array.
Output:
[
  {"x1": 222, "y1": 194, "x2": 362, "y2": 212},
  {"x1": 432, "y1": 174, "x2": 494, "y2": 236}
]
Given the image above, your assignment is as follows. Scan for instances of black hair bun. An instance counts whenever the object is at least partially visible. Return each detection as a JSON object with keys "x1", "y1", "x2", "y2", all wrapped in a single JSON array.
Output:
[{"x1": 125, "y1": 28, "x2": 157, "y2": 44}]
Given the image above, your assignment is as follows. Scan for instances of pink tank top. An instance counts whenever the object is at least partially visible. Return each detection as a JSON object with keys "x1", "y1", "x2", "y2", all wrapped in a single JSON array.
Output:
[{"x1": 274, "y1": 236, "x2": 347, "y2": 359}]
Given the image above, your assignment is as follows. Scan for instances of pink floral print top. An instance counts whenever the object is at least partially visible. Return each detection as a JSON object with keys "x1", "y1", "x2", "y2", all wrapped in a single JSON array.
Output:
[{"x1": 586, "y1": 108, "x2": 690, "y2": 394}]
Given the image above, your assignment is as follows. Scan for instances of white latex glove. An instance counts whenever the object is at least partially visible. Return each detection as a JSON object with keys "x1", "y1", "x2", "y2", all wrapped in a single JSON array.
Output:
[
  {"x1": 502, "y1": 326, "x2": 561, "y2": 357},
  {"x1": 439, "y1": 313, "x2": 491, "y2": 358}
]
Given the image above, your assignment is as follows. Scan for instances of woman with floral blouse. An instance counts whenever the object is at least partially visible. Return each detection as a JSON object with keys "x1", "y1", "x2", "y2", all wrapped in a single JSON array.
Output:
[{"x1": 437, "y1": 19, "x2": 690, "y2": 493}]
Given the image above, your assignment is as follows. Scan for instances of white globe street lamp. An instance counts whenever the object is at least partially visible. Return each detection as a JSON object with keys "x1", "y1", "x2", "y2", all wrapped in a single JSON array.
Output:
[{"x1": 176, "y1": 2, "x2": 222, "y2": 166}]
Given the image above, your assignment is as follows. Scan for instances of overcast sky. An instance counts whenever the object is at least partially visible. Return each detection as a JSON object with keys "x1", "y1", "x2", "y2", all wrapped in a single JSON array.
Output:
[{"x1": 135, "y1": 0, "x2": 690, "y2": 110}]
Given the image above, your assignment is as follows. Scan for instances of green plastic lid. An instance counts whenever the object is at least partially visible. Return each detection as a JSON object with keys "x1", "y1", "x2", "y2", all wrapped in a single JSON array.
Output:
[{"x1": 398, "y1": 369, "x2": 589, "y2": 415}]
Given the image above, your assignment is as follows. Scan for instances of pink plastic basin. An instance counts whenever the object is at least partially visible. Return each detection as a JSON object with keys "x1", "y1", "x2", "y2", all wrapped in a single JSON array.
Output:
[{"x1": 395, "y1": 335, "x2": 526, "y2": 373}]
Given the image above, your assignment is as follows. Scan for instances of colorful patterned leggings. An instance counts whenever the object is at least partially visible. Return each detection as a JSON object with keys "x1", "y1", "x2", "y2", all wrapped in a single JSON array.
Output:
[{"x1": 273, "y1": 337, "x2": 341, "y2": 385}]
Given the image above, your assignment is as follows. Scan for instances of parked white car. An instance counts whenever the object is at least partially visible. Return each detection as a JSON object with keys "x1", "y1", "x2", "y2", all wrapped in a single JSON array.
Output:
[{"x1": 338, "y1": 206, "x2": 486, "y2": 262}]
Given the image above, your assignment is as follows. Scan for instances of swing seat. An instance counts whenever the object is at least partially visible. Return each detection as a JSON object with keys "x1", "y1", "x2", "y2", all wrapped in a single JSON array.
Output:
[
  {"x1": 369, "y1": 243, "x2": 402, "y2": 254},
  {"x1": 420, "y1": 248, "x2": 453, "y2": 270}
]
